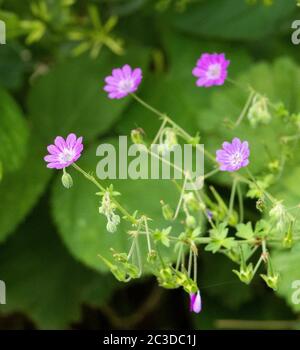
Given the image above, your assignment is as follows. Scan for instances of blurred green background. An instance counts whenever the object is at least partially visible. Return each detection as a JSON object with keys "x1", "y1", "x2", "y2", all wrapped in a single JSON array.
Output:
[{"x1": 0, "y1": 0, "x2": 300, "y2": 330}]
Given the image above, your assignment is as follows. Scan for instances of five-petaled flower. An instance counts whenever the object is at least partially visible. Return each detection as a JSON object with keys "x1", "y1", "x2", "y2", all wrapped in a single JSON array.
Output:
[
  {"x1": 216, "y1": 137, "x2": 250, "y2": 172},
  {"x1": 192, "y1": 53, "x2": 230, "y2": 87},
  {"x1": 104, "y1": 64, "x2": 143, "y2": 99},
  {"x1": 44, "y1": 133, "x2": 83, "y2": 169},
  {"x1": 190, "y1": 290, "x2": 202, "y2": 314}
]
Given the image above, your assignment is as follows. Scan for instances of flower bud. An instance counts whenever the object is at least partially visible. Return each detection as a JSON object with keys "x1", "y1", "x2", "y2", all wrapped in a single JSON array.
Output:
[
  {"x1": 61, "y1": 171, "x2": 73, "y2": 189},
  {"x1": 189, "y1": 290, "x2": 202, "y2": 314},
  {"x1": 186, "y1": 215, "x2": 197, "y2": 229},
  {"x1": 183, "y1": 193, "x2": 199, "y2": 211},
  {"x1": 256, "y1": 198, "x2": 265, "y2": 212},
  {"x1": 131, "y1": 128, "x2": 144, "y2": 144},
  {"x1": 248, "y1": 94, "x2": 271, "y2": 127}
]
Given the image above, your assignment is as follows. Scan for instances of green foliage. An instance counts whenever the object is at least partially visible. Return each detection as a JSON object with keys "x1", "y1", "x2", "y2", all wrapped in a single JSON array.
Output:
[
  {"x1": 0, "y1": 87, "x2": 29, "y2": 174},
  {"x1": 170, "y1": 0, "x2": 296, "y2": 40},
  {"x1": 272, "y1": 243, "x2": 300, "y2": 312},
  {"x1": 0, "y1": 136, "x2": 51, "y2": 243},
  {"x1": 0, "y1": 44, "x2": 26, "y2": 90},
  {"x1": 0, "y1": 207, "x2": 117, "y2": 329},
  {"x1": 197, "y1": 58, "x2": 300, "y2": 182},
  {"x1": 51, "y1": 141, "x2": 182, "y2": 273},
  {"x1": 1, "y1": 0, "x2": 300, "y2": 330}
]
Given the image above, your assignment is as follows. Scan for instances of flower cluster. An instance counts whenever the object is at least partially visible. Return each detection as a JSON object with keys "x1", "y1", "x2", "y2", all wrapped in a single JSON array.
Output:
[{"x1": 44, "y1": 50, "x2": 299, "y2": 319}]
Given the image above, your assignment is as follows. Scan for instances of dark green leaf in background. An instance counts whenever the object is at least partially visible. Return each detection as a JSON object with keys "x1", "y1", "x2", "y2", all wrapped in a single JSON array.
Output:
[
  {"x1": 0, "y1": 86, "x2": 29, "y2": 174},
  {"x1": 0, "y1": 206, "x2": 117, "y2": 329},
  {"x1": 170, "y1": 0, "x2": 297, "y2": 41},
  {"x1": 0, "y1": 136, "x2": 51, "y2": 243}
]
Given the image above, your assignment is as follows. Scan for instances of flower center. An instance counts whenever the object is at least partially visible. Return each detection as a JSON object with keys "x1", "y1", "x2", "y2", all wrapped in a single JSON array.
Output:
[
  {"x1": 207, "y1": 64, "x2": 221, "y2": 80},
  {"x1": 230, "y1": 152, "x2": 243, "y2": 166},
  {"x1": 59, "y1": 148, "x2": 75, "y2": 163},
  {"x1": 118, "y1": 79, "x2": 134, "y2": 93}
]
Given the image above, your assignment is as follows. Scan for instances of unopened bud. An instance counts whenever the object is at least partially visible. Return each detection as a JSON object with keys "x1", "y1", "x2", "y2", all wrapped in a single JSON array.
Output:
[
  {"x1": 61, "y1": 170, "x2": 73, "y2": 189},
  {"x1": 256, "y1": 198, "x2": 265, "y2": 212},
  {"x1": 131, "y1": 128, "x2": 144, "y2": 144},
  {"x1": 186, "y1": 215, "x2": 197, "y2": 229}
]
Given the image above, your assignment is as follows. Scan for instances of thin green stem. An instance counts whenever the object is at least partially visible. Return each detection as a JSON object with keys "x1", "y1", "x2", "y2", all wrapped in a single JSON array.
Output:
[
  {"x1": 188, "y1": 248, "x2": 193, "y2": 277},
  {"x1": 204, "y1": 167, "x2": 220, "y2": 179},
  {"x1": 143, "y1": 216, "x2": 152, "y2": 253},
  {"x1": 227, "y1": 178, "x2": 237, "y2": 222},
  {"x1": 252, "y1": 255, "x2": 264, "y2": 277},
  {"x1": 173, "y1": 173, "x2": 188, "y2": 220},
  {"x1": 234, "y1": 89, "x2": 255, "y2": 128},
  {"x1": 236, "y1": 182, "x2": 244, "y2": 223},
  {"x1": 175, "y1": 244, "x2": 183, "y2": 271},
  {"x1": 72, "y1": 163, "x2": 137, "y2": 223},
  {"x1": 245, "y1": 168, "x2": 275, "y2": 204},
  {"x1": 132, "y1": 93, "x2": 217, "y2": 163},
  {"x1": 152, "y1": 117, "x2": 168, "y2": 144},
  {"x1": 131, "y1": 93, "x2": 166, "y2": 119},
  {"x1": 193, "y1": 251, "x2": 197, "y2": 283}
]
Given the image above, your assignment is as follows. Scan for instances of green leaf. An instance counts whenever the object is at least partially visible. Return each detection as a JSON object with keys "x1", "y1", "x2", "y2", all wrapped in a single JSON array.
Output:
[
  {"x1": 0, "y1": 87, "x2": 29, "y2": 174},
  {"x1": 28, "y1": 47, "x2": 149, "y2": 144},
  {"x1": 209, "y1": 223, "x2": 228, "y2": 240},
  {"x1": 236, "y1": 222, "x2": 254, "y2": 240},
  {"x1": 51, "y1": 140, "x2": 182, "y2": 273},
  {"x1": 246, "y1": 174, "x2": 274, "y2": 199},
  {"x1": 267, "y1": 164, "x2": 300, "y2": 310},
  {"x1": 0, "y1": 135, "x2": 51, "y2": 243},
  {"x1": 0, "y1": 206, "x2": 117, "y2": 329},
  {"x1": 153, "y1": 227, "x2": 172, "y2": 247},
  {"x1": 272, "y1": 243, "x2": 300, "y2": 312},
  {"x1": 0, "y1": 43, "x2": 26, "y2": 90},
  {"x1": 170, "y1": 0, "x2": 296, "y2": 41}
]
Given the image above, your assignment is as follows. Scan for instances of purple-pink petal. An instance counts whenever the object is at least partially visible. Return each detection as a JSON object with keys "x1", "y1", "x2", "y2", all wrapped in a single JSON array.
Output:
[
  {"x1": 103, "y1": 64, "x2": 143, "y2": 100},
  {"x1": 193, "y1": 53, "x2": 230, "y2": 88},
  {"x1": 190, "y1": 291, "x2": 202, "y2": 314},
  {"x1": 44, "y1": 133, "x2": 84, "y2": 170},
  {"x1": 216, "y1": 137, "x2": 250, "y2": 172}
]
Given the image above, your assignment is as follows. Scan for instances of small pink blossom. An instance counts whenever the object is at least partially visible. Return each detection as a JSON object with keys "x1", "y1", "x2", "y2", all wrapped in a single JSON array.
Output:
[
  {"x1": 104, "y1": 64, "x2": 143, "y2": 99},
  {"x1": 192, "y1": 53, "x2": 230, "y2": 87},
  {"x1": 44, "y1": 133, "x2": 83, "y2": 169},
  {"x1": 190, "y1": 291, "x2": 202, "y2": 314},
  {"x1": 216, "y1": 137, "x2": 250, "y2": 172}
]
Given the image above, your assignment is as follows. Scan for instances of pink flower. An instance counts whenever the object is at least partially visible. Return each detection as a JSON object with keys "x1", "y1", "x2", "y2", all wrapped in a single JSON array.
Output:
[
  {"x1": 216, "y1": 137, "x2": 250, "y2": 172},
  {"x1": 190, "y1": 291, "x2": 202, "y2": 314},
  {"x1": 104, "y1": 64, "x2": 143, "y2": 99},
  {"x1": 44, "y1": 133, "x2": 83, "y2": 169},
  {"x1": 192, "y1": 53, "x2": 230, "y2": 87}
]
